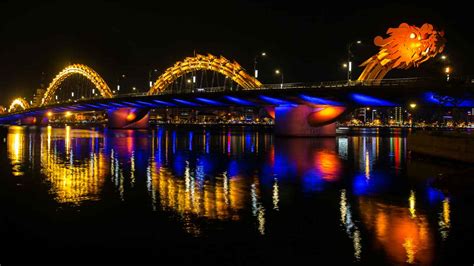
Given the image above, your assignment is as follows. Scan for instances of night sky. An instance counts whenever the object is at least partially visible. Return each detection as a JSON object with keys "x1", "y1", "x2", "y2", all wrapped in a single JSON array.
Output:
[{"x1": 0, "y1": 0, "x2": 472, "y2": 106}]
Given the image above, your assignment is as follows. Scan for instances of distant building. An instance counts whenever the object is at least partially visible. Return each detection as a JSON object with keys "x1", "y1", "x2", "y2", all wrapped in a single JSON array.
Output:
[{"x1": 394, "y1": 107, "x2": 402, "y2": 124}]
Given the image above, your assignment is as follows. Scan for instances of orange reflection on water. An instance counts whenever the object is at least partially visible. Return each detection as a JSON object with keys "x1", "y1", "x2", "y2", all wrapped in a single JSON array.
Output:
[
  {"x1": 313, "y1": 150, "x2": 341, "y2": 181},
  {"x1": 359, "y1": 196, "x2": 433, "y2": 265}
]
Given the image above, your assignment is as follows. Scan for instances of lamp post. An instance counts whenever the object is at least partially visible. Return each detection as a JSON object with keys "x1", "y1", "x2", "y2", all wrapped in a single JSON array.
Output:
[
  {"x1": 275, "y1": 69, "x2": 284, "y2": 89},
  {"x1": 347, "y1": 40, "x2": 361, "y2": 84},
  {"x1": 445, "y1": 66, "x2": 451, "y2": 81},
  {"x1": 149, "y1": 69, "x2": 158, "y2": 88},
  {"x1": 117, "y1": 74, "x2": 125, "y2": 94},
  {"x1": 254, "y1": 52, "x2": 267, "y2": 79}
]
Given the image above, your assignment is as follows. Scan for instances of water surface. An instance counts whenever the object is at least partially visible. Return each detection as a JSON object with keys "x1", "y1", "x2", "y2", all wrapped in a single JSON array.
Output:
[{"x1": 0, "y1": 125, "x2": 472, "y2": 264}]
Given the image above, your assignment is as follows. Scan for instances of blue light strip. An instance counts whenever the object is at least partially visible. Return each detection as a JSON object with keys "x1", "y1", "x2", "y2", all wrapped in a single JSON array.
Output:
[
  {"x1": 195, "y1": 97, "x2": 225, "y2": 106},
  {"x1": 153, "y1": 99, "x2": 176, "y2": 106},
  {"x1": 299, "y1": 94, "x2": 343, "y2": 106},
  {"x1": 173, "y1": 99, "x2": 199, "y2": 106},
  {"x1": 350, "y1": 93, "x2": 396, "y2": 106},
  {"x1": 136, "y1": 100, "x2": 157, "y2": 107},
  {"x1": 259, "y1": 95, "x2": 295, "y2": 106},
  {"x1": 224, "y1": 96, "x2": 254, "y2": 105}
]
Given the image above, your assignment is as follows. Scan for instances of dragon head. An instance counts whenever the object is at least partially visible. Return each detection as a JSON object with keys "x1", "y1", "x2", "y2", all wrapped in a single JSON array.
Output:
[{"x1": 374, "y1": 23, "x2": 446, "y2": 69}]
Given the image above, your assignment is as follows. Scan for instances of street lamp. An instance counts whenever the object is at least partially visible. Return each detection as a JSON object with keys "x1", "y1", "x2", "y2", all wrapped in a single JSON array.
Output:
[
  {"x1": 445, "y1": 66, "x2": 451, "y2": 81},
  {"x1": 117, "y1": 74, "x2": 125, "y2": 93},
  {"x1": 149, "y1": 69, "x2": 158, "y2": 88},
  {"x1": 275, "y1": 69, "x2": 284, "y2": 88},
  {"x1": 254, "y1": 52, "x2": 267, "y2": 79},
  {"x1": 347, "y1": 40, "x2": 362, "y2": 84}
]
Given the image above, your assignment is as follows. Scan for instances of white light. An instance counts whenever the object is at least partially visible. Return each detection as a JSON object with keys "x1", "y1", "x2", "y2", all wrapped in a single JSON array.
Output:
[
  {"x1": 71, "y1": 92, "x2": 74, "y2": 97},
  {"x1": 133, "y1": 87, "x2": 136, "y2": 91},
  {"x1": 92, "y1": 88, "x2": 95, "y2": 94},
  {"x1": 349, "y1": 61, "x2": 352, "y2": 72},
  {"x1": 55, "y1": 95, "x2": 58, "y2": 100},
  {"x1": 192, "y1": 76, "x2": 196, "y2": 83},
  {"x1": 149, "y1": 81, "x2": 153, "y2": 88},
  {"x1": 255, "y1": 69, "x2": 259, "y2": 78}
]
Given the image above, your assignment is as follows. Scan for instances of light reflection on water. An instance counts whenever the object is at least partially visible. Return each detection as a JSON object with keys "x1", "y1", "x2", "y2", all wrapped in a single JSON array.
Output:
[{"x1": 3, "y1": 125, "x2": 466, "y2": 263}]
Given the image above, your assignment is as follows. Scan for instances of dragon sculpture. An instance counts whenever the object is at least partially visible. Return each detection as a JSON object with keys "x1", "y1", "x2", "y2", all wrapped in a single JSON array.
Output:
[{"x1": 358, "y1": 23, "x2": 446, "y2": 82}]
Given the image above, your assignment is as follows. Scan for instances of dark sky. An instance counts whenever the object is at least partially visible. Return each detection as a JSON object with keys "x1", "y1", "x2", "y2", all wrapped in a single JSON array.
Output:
[{"x1": 0, "y1": 0, "x2": 472, "y2": 106}]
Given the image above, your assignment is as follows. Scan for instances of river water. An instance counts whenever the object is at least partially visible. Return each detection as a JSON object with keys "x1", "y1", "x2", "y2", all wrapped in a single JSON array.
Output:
[{"x1": 0, "y1": 125, "x2": 472, "y2": 264}]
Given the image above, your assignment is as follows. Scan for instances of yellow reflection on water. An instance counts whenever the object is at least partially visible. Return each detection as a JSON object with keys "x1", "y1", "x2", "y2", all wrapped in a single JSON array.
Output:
[
  {"x1": 7, "y1": 126, "x2": 26, "y2": 176},
  {"x1": 272, "y1": 178, "x2": 279, "y2": 211},
  {"x1": 439, "y1": 197, "x2": 451, "y2": 240},
  {"x1": 340, "y1": 189, "x2": 362, "y2": 261},
  {"x1": 359, "y1": 196, "x2": 433, "y2": 265},
  {"x1": 41, "y1": 128, "x2": 108, "y2": 204},
  {"x1": 409, "y1": 190, "x2": 416, "y2": 218},
  {"x1": 149, "y1": 159, "x2": 250, "y2": 235}
]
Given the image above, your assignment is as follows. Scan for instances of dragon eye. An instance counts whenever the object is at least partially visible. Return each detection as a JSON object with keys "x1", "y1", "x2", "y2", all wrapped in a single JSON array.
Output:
[{"x1": 410, "y1": 33, "x2": 416, "y2": 39}]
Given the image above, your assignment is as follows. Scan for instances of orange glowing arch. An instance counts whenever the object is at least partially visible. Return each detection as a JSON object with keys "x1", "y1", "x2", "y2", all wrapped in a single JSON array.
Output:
[
  {"x1": 358, "y1": 23, "x2": 445, "y2": 82},
  {"x1": 148, "y1": 54, "x2": 263, "y2": 95},
  {"x1": 8, "y1": 98, "x2": 30, "y2": 113},
  {"x1": 41, "y1": 64, "x2": 113, "y2": 106}
]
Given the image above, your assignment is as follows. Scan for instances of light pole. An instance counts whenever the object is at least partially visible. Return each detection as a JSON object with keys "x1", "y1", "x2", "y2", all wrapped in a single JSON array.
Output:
[
  {"x1": 275, "y1": 69, "x2": 283, "y2": 88},
  {"x1": 254, "y1": 52, "x2": 267, "y2": 79},
  {"x1": 445, "y1": 66, "x2": 451, "y2": 81},
  {"x1": 149, "y1": 69, "x2": 158, "y2": 88},
  {"x1": 347, "y1": 40, "x2": 361, "y2": 84},
  {"x1": 117, "y1": 74, "x2": 125, "y2": 94}
]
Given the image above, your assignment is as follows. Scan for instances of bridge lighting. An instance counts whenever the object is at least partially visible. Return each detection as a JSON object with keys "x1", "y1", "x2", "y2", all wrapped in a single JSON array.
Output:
[{"x1": 410, "y1": 103, "x2": 417, "y2": 109}]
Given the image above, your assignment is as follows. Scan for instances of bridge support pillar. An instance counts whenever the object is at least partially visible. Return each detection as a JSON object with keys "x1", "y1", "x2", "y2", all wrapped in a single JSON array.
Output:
[
  {"x1": 107, "y1": 108, "x2": 150, "y2": 129},
  {"x1": 274, "y1": 105, "x2": 346, "y2": 137}
]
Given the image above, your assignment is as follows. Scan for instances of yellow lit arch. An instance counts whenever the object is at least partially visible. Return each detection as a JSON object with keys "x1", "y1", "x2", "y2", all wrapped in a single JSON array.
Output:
[
  {"x1": 148, "y1": 54, "x2": 263, "y2": 95},
  {"x1": 41, "y1": 64, "x2": 113, "y2": 106},
  {"x1": 8, "y1": 98, "x2": 30, "y2": 113}
]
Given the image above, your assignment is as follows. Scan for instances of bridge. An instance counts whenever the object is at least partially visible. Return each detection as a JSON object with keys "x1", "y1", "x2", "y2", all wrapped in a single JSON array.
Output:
[{"x1": 1, "y1": 23, "x2": 473, "y2": 136}]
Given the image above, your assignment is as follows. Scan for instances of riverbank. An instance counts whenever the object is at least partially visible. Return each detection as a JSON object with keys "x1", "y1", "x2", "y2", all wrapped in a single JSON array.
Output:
[{"x1": 407, "y1": 130, "x2": 474, "y2": 163}]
